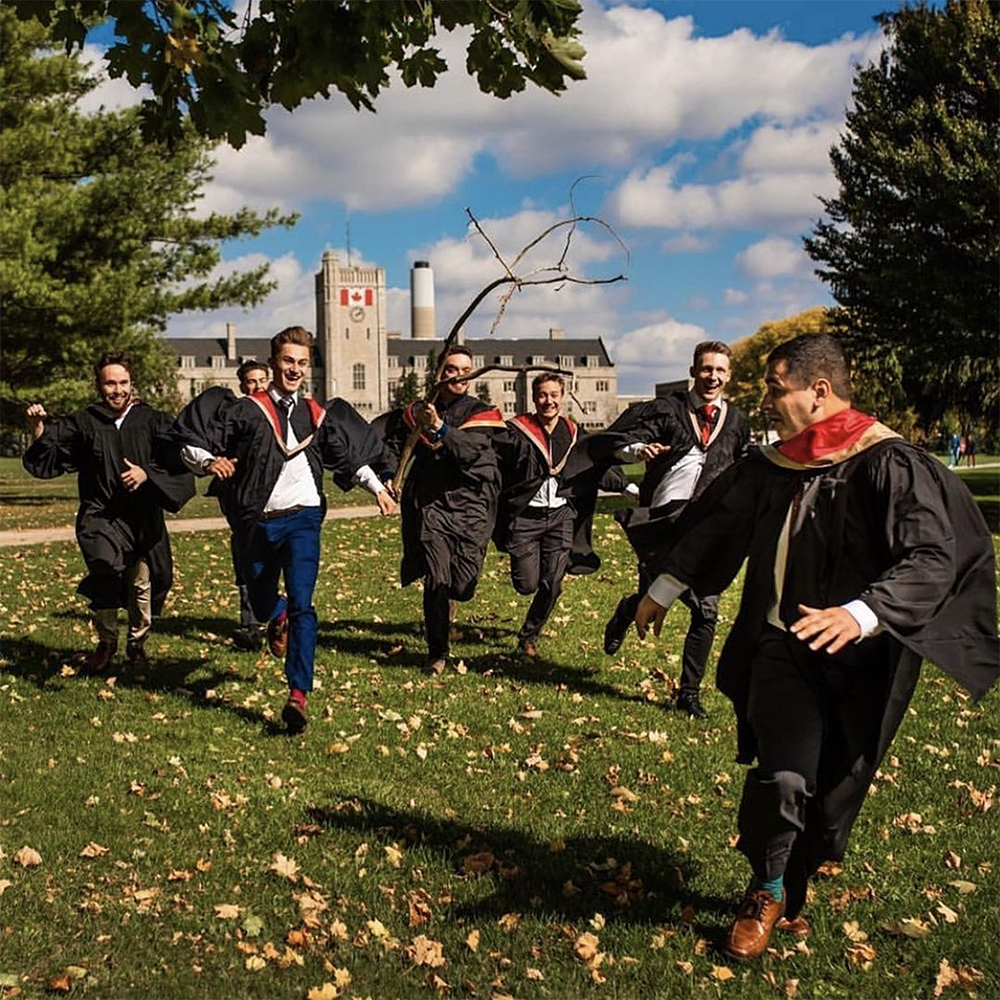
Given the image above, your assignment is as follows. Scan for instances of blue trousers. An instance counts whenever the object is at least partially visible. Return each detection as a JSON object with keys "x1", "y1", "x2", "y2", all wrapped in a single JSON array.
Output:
[{"x1": 246, "y1": 506, "x2": 322, "y2": 693}]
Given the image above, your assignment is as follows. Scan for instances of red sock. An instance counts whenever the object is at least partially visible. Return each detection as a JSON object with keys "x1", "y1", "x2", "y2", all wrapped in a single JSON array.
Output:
[{"x1": 289, "y1": 688, "x2": 307, "y2": 707}]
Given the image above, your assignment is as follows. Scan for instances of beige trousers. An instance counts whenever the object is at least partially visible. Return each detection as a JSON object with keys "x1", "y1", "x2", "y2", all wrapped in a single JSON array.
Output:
[{"x1": 93, "y1": 560, "x2": 152, "y2": 646}]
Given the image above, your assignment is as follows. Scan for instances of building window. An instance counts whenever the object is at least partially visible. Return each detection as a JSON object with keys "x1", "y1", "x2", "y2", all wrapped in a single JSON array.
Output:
[
  {"x1": 596, "y1": 380, "x2": 610, "y2": 393},
  {"x1": 388, "y1": 380, "x2": 398, "y2": 396},
  {"x1": 352, "y1": 363, "x2": 366, "y2": 391},
  {"x1": 413, "y1": 355, "x2": 426, "y2": 370},
  {"x1": 587, "y1": 356, "x2": 601, "y2": 368},
  {"x1": 388, "y1": 355, "x2": 399, "y2": 369},
  {"x1": 473, "y1": 355, "x2": 484, "y2": 369},
  {"x1": 559, "y1": 355, "x2": 575, "y2": 369},
  {"x1": 210, "y1": 355, "x2": 226, "y2": 369},
  {"x1": 497, "y1": 354, "x2": 514, "y2": 367},
  {"x1": 503, "y1": 381, "x2": 515, "y2": 393},
  {"x1": 345, "y1": 328, "x2": 350, "y2": 340},
  {"x1": 179, "y1": 355, "x2": 195, "y2": 368},
  {"x1": 585, "y1": 401, "x2": 597, "y2": 414},
  {"x1": 503, "y1": 402, "x2": 515, "y2": 414}
]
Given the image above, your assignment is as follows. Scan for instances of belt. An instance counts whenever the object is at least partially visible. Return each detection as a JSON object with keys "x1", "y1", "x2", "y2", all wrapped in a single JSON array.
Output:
[{"x1": 259, "y1": 504, "x2": 311, "y2": 521}]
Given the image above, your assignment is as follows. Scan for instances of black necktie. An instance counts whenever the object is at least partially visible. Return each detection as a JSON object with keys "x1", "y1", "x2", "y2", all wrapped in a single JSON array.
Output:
[{"x1": 278, "y1": 396, "x2": 293, "y2": 443}]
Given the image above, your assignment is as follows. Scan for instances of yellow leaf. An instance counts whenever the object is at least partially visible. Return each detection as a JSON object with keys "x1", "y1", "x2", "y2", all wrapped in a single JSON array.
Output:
[
  {"x1": 245, "y1": 955, "x2": 266, "y2": 971},
  {"x1": 935, "y1": 902, "x2": 959, "y2": 924},
  {"x1": 327, "y1": 743, "x2": 350, "y2": 755},
  {"x1": 711, "y1": 965, "x2": 735, "y2": 981},
  {"x1": 307, "y1": 984, "x2": 341, "y2": 1000},
  {"x1": 498, "y1": 912, "x2": 521, "y2": 932},
  {"x1": 573, "y1": 932, "x2": 600, "y2": 963},
  {"x1": 407, "y1": 934, "x2": 446, "y2": 968},
  {"x1": 269, "y1": 852, "x2": 299, "y2": 882},
  {"x1": 589, "y1": 912, "x2": 606, "y2": 930},
  {"x1": 384, "y1": 844, "x2": 404, "y2": 868},
  {"x1": 78, "y1": 842, "x2": 109, "y2": 858},
  {"x1": 842, "y1": 920, "x2": 868, "y2": 942},
  {"x1": 465, "y1": 928, "x2": 480, "y2": 952},
  {"x1": 14, "y1": 845, "x2": 41, "y2": 867},
  {"x1": 214, "y1": 903, "x2": 242, "y2": 920},
  {"x1": 675, "y1": 960, "x2": 693, "y2": 973},
  {"x1": 525, "y1": 967, "x2": 544, "y2": 981}
]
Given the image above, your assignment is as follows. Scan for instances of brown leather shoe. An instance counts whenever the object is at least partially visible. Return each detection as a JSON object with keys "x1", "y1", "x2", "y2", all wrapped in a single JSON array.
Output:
[
  {"x1": 281, "y1": 696, "x2": 307, "y2": 734},
  {"x1": 776, "y1": 914, "x2": 811, "y2": 938},
  {"x1": 267, "y1": 610, "x2": 288, "y2": 658},
  {"x1": 425, "y1": 656, "x2": 446, "y2": 675},
  {"x1": 724, "y1": 889, "x2": 785, "y2": 960},
  {"x1": 126, "y1": 642, "x2": 150, "y2": 670},
  {"x1": 83, "y1": 640, "x2": 117, "y2": 673}
]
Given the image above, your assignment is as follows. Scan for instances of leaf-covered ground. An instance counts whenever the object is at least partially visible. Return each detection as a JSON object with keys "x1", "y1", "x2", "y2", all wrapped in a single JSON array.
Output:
[{"x1": 1, "y1": 512, "x2": 997, "y2": 1000}]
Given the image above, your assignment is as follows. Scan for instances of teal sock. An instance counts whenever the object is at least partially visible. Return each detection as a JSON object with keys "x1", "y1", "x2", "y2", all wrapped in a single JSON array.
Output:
[{"x1": 750, "y1": 875, "x2": 784, "y2": 902}]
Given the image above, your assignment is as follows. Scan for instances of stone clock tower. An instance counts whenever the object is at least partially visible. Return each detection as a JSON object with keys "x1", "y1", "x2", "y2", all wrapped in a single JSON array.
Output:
[{"x1": 314, "y1": 250, "x2": 388, "y2": 413}]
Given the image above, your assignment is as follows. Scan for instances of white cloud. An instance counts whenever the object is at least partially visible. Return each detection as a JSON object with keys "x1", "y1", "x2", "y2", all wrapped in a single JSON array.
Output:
[
  {"x1": 611, "y1": 165, "x2": 838, "y2": 231},
  {"x1": 736, "y1": 236, "x2": 809, "y2": 279},
  {"x1": 662, "y1": 232, "x2": 713, "y2": 255},
  {"x1": 192, "y1": 5, "x2": 882, "y2": 215},
  {"x1": 75, "y1": 44, "x2": 149, "y2": 114},
  {"x1": 607, "y1": 317, "x2": 709, "y2": 390},
  {"x1": 739, "y1": 120, "x2": 842, "y2": 173},
  {"x1": 723, "y1": 288, "x2": 749, "y2": 305}
]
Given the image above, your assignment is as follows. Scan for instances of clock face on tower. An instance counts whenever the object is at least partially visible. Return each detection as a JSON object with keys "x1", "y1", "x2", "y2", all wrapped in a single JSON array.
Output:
[{"x1": 349, "y1": 305, "x2": 365, "y2": 323}]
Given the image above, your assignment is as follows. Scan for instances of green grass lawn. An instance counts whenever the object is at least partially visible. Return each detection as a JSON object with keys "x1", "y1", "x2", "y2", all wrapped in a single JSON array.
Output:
[
  {"x1": 1, "y1": 511, "x2": 997, "y2": 999},
  {"x1": 0, "y1": 458, "x2": 378, "y2": 531}
]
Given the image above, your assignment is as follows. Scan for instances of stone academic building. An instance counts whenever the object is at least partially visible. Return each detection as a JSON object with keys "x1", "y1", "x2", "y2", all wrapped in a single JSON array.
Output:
[{"x1": 171, "y1": 251, "x2": 622, "y2": 428}]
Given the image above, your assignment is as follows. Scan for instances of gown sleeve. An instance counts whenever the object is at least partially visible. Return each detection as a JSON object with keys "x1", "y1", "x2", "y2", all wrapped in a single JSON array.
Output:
[{"x1": 22, "y1": 413, "x2": 83, "y2": 479}]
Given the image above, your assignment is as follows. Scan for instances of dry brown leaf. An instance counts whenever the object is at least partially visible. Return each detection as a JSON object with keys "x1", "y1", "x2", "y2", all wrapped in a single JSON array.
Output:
[
  {"x1": 935, "y1": 902, "x2": 959, "y2": 924},
  {"x1": 384, "y1": 843, "x2": 404, "y2": 868},
  {"x1": 498, "y1": 912, "x2": 521, "y2": 932},
  {"x1": 845, "y1": 942, "x2": 877, "y2": 968},
  {"x1": 14, "y1": 846, "x2": 41, "y2": 868},
  {"x1": 269, "y1": 852, "x2": 299, "y2": 882},
  {"x1": 948, "y1": 880, "x2": 977, "y2": 894},
  {"x1": 306, "y1": 984, "x2": 341, "y2": 1000},
  {"x1": 327, "y1": 742, "x2": 350, "y2": 755},
  {"x1": 842, "y1": 920, "x2": 868, "y2": 942},
  {"x1": 525, "y1": 967, "x2": 544, "y2": 981},
  {"x1": 47, "y1": 976, "x2": 72, "y2": 994},
  {"x1": 934, "y1": 959, "x2": 960, "y2": 998},
  {"x1": 167, "y1": 869, "x2": 192, "y2": 882},
  {"x1": 407, "y1": 935, "x2": 446, "y2": 969},
  {"x1": 78, "y1": 842, "x2": 109, "y2": 858},
  {"x1": 944, "y1": 850, "x2": 962, "y2": 869},
  {"x1": 245, "y1": 955, "x2": 266, "y2": 971},
  {"x1": 711, "y1": 965, "x2": 735, "y2": 981},
  {"x1": 214, "y1": 903, "x2": 242, "y2": 920},
  {"x1": 574, "y1": 932, "x2": 600, "y2": 963},
  {"x1": 465, "y1": 928, "x2": 480, "y2": 952},
  {"x1": 462, "y1": 852, "x2": 495, "y2": 876},
  {"x1": 785, "y1": 978, "x2": 800, "y2": 998},
  {"x1": 675, "y1": 960, "x2": 693, "y2": 974}
]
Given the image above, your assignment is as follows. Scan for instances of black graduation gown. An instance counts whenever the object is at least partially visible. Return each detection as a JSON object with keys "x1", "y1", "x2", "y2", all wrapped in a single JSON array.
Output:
[
  {"x1": 493, "y1": 414, "x2": 578, "y2": 552},
  {"x1": 22, "y1": 402, "x2": 195, "y2": 613},
  {"x1": 381, "y1": 394, "x2": 505, "y2": 587},
  {"x1": 643, "y1": 436, "x2": 998, "y2": 862},
  {"x1": 172, "y1": 387, "x2": 386, "y2": 539}
]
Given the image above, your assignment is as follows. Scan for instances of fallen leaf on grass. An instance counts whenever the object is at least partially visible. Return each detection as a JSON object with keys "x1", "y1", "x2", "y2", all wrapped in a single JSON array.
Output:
[
  {"x1": 461, "y1": 852, "x2": 495, "y2": 876},
  {"x1": 327, "y1": 743, "x2": 350, "y2": 755},
  {"x1": 845, "y1": 943, "x2": 877, "y2": 969},
  {"x1": 935, "y1": 903, "x2": 959, "y2": 924},
  {"x1": 244, "y1": 956, "x2": 266, "y2": 971},
  {"x1": 934, "y1": 958, "x2": 985, "y2": 997},
  {"x1": 307, "y1": 984, "x2": 341, "y2": 1000},
  {"x1": 78, "y1": 843, "x2": 108, "y2": 859},
  {"x1": 948, "y1": 880, "x2": 977, "y2": 894},
  {"x1": 0, "y1": 879, "x2": 11, "y2": 895},
  {"x1": 842, "y1": 920, "x2": 868, "y2": 942},
  {"x1": 675, "y1": 960, "x2": 693, "y2": 974},
  {"x1": 214, "y1": 903, "x2": 242, "y2": 920},
  {"x1": 465, "y1": 929, "x2": 480, "y2": 952},
  {"x1": 785, "y1": 978, "x2": 799, "y2": 998},
  {"x1": 711, "y1": 965, "x2": 735, "y2": 982},
  {"x1": 269, "y1": 852, "x2": 299, "y2": 882},
  {"x1": 407, "y1": 935, "x2": 446, "y2": 968},
  {"x1": 573, "y1": 932, "x2": 600, "y2": 964},
  {"x1": 525, "y1": 967, "x2": 544, "y2": 981},
  {"x1": 14, "y1": 846, "x2": 41, "y2": 868},
  {"x1": 47, "y1": 976, "x2": 71, "y2": 994},
  {"x1": 384, "y1": 844, "x2": 404, "y2": 868}
]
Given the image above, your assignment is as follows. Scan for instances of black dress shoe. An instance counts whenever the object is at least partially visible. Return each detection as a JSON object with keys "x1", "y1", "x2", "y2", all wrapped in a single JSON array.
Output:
[
  {"x1": 603, "y1": 593, "x2": 639, "y2": 655},
  {"x1": 676, "y1": 692, "x2": 707, "y2": 719}
]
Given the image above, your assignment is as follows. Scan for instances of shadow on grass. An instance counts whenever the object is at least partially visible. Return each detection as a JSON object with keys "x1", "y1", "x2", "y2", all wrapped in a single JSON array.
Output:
[
  {"x1": 307, "y1": 796, "x2": 733, "y2": 937},
  {"x1": 1, "y1": 633, "x2": 288, "y2": 736}
]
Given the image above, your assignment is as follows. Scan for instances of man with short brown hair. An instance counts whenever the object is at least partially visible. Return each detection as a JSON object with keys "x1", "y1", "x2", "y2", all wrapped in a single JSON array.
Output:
[
  {"x1": 175, "y1": 327, "x2": 393, "y2": 733},
  {"x1": 603, "y1": 340, "x2": 749, "y2": 717},
  {"x1": 24, "y1": 352, "x2": 194, "y2": 671},
  {"x1": 495, "y1": 372, "x2": 579, "y2": 658}
]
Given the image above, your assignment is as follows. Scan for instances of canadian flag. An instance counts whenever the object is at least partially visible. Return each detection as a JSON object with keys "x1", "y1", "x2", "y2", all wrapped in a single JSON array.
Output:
[{"x1": 340, "y1": 288, "x2": 374, "y2": 306}]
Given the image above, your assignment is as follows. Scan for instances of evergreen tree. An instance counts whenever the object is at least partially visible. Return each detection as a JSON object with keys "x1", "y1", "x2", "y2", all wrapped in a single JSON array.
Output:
[
  {"x1": 0, "y1": 6, "x2": 297, "y2": 419},
  {"x1": 393, "y1": 370, "x2": 420, "y2": 408},
  {"x1": 804, "y1": 0, "x2": 998, "y2": 425},
  {"x1": 423, "y1": 350, "x2": 440, "y2": 398}
]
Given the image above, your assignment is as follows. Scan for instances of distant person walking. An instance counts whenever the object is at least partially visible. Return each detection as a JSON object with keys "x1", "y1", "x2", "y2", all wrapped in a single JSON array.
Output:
[
  {"x1": 949, "y1": 431, "x2": 961, "y2": 467},
  {"x1": 965, "y1": 432, "x2": 977, "y2": 468}
]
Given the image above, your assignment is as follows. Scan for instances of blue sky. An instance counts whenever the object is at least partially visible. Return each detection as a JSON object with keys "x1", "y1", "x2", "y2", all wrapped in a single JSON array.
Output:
[{"x1": 86, "y1": 1, "x2": 900, "y2": 394}]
